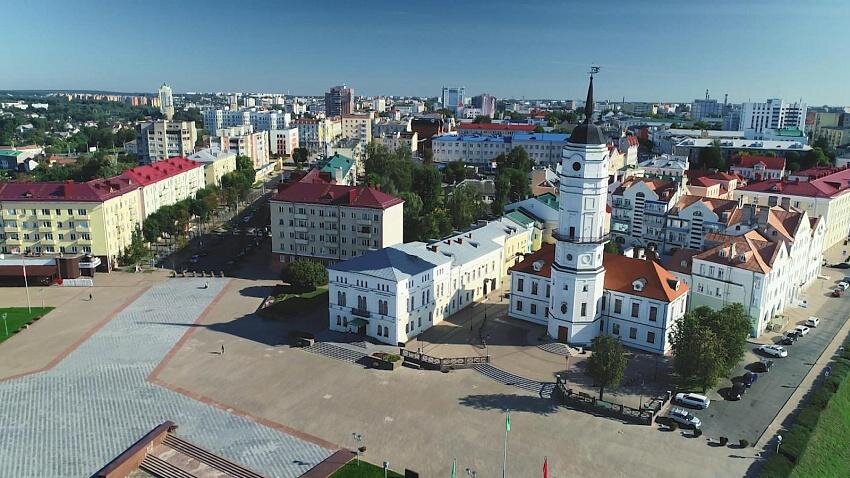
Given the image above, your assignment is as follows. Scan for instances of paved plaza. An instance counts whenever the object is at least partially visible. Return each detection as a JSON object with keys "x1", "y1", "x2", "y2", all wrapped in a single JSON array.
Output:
[{"x1": 0, "y1": 278, "x2": 333, "y2": 478}]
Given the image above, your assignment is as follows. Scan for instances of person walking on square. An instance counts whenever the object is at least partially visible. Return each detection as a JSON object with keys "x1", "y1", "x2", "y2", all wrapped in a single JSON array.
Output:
[
  {"x1": 220, "y1": 344, "x2": 225, "y2": 355},
  {"x1": 88, "y1": 293, "x2": 92, "y2": 301}
]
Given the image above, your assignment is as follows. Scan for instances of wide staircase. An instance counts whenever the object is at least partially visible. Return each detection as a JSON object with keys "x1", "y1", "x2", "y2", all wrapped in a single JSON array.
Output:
[
  {"x1": 139, "y1": 455, "x2": 195, "y2": 478},
  {"x1": 159, "y1": 434, "x2": 266, "y2": 478},
  {"x1": 473, "y1": 363, "x2": 556, "y2": 398},
  {"x1": 303, "y1": 342, "x2": 367, "y2": 364}
]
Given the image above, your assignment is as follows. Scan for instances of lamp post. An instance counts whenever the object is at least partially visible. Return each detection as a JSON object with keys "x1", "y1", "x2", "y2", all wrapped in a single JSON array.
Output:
[
  {"x1": 352, "y1": 432, "x2": 363, "y2": 466},
  {"x1": 776, "y1": 435, "x2": 783, "y2": 454},
  {"x1": 2, "y1": 313, "x2": 7, "y2": 337},
  {"x1": 382, "y1": 461, "x2": 389, "y2": 478}
]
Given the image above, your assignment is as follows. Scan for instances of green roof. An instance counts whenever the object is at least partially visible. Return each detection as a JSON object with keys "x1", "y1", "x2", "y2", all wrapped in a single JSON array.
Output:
[
  {"x1": 0, "y1": 150, "x2": 23, "y2": 157},
  {"x1": 504, "y1": 211, "x2": 535, "y2": 228},
  {"x1": 318, "y1": 153, "x2": 354, "y2": 176},
  {"x1": 775, "y1": 128, "x2": 804, "y2": 137},
  {"x1": 535, "y1": 193, "x2": 558, "y2": 210}
]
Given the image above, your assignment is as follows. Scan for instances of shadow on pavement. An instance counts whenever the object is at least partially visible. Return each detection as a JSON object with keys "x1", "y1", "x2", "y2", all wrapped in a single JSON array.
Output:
[{"x1": 458, "y1": 393, "x2": 560, "y2": 415}]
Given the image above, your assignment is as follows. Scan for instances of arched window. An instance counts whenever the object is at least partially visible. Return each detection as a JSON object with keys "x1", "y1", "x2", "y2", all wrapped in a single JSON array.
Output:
[
  {"x1": 358, "y1": 295, "x2": 367, "y2": 310},
  {"x1": 383, "y1": 326, "x2": 389, "y2": 337},
  {"x1": 343, "y1": 317, "x2": 348, "y2": 327},
  {"x1": 336, "y1": 315, "x2": 341, "y2": 326},
  {"x1": 338, "y1": 291, "x2": 346, "y2": 307}
]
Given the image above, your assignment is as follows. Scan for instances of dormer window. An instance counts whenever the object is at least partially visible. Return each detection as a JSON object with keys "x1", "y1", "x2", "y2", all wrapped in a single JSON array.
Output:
[{"x1": 632, "y1": 278, "x2": 647, "y2": 292}]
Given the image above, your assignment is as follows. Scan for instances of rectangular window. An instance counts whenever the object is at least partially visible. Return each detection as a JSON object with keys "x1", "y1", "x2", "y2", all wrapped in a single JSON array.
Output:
[
  {"x1": 649, "y1": 306, "x2": 658, "y2": 322},
  {"x1": 647, "y1": 331, "x2": 656, "y2": 344},
  {"x1": 580, "y1": 302, "x2": 587, "y2": 317},
  {"x1": 517, "y1": 278, "x2": 524, "y2": 292},
  {"x1": 516, "y1": 300, "x2": 523, "y2": 312},
  {"x1": 530, "y1": 303, "x2": 537, "y2": 315},
  {"x1": 612, "y1": 323, "x2": 620, "y2": 335},
  {"x1": 629, "y1": 327, "x2": 637, "y2": 340},
  {"x1": 631, "y1": 302, "x2": 639, "y2": 318},
  {"x1": 614, "y1": 299, "x2": 622, "y2": 314}
]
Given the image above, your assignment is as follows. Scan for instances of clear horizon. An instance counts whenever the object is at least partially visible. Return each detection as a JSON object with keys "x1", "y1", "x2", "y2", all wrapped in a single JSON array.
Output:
[{"x1": 2, "y1": 0, "x2": 848, "y2": 106}]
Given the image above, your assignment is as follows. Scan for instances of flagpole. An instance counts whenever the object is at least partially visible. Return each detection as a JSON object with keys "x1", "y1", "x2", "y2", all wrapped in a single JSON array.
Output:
[{"x1": 503, "y1": 411, "x2": 510, "y2": 478}]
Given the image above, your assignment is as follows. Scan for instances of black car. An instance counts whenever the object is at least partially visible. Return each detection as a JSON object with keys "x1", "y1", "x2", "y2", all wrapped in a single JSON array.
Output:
[
  {"x1": 752, "y1": 360, "x2": 774, "y2": 373},
  {"x1": 742, "y1": 371, "x2": 758, "y2": 387},
  {"x1": 779, "y1": 336, "x2": 795, "y2": 346},
  {"x1": 729, "y1": 382, "x2": 747, "y2": 401},
  {"x1": 831, "y1": 262, "x2": 850, "y2": 269}
]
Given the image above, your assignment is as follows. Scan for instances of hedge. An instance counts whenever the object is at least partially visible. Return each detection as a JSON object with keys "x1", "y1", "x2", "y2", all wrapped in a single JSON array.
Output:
[
  {"x1": 780, "y1": 425, "x2": 811, "y2": 462},
  {"x1": 760, "y1": 454, "x2": 794, "y2": 478},
  {"x1": 794, "y1": 406, "x2": 821, "y2": 431}
]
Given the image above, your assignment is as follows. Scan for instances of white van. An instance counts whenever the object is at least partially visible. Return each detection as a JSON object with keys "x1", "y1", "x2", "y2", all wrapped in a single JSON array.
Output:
[
  {"x1": 805, "y1": 317, "x2": 820, "y2": 328},
  {"x1": 674, "y1": 392, "x2": 711, "y2": 409}
]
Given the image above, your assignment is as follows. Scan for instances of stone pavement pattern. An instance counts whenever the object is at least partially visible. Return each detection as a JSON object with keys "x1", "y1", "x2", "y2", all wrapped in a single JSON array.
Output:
[{"x1": 0, "y1": 278, "x2": 333, "y2": 478}]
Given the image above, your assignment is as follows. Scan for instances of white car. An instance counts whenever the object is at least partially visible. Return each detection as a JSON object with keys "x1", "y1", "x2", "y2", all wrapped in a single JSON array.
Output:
[
  {"x1": 674, "y1": 392, "x2": 711, "y2": 409},
  {"x1": 758, "y1": 344, "x2": 788, "y2": 358},
  {"x1": 794, "y1": 325, "x2": 810, "y2": 336},
  {"x1": 839, "y1": 282, "x2": 850, "y2": 291},
  {"x1": 805, "y1": 317, "x2": 820, "y2": 328},
  {"x1": 668, "y1": 408, "x2": 702, "y2": 429}
]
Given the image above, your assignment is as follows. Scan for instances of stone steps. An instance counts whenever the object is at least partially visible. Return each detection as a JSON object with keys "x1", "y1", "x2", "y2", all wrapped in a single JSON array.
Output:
[
  {"x1": 304, "y1": 342, "x2": 368, "y2": 364},
  {"x1": 139, "y1": 455, "x2": 196, "y2": 478},
  {"x1": 163, "y1": 434, "x2": 266, "y2": 478},
  {"x1": 473, "y1": 364, "x2": 555, "y2": 398}
]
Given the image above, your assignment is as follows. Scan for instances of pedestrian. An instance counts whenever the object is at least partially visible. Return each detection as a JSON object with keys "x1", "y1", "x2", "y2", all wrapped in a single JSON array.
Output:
[
  {"x1": 204, "y1": 281, "x2": 209, "y2": 289},
  {"x1": 220, "y1": 344, "x2": 225, "y2": 355},
  {"x1": 88, "y1": 293, "x2": 92, "y2": 301}
]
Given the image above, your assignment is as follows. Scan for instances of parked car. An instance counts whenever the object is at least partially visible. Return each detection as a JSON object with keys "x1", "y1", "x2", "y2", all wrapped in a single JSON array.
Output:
[
  {"x1": 839, "y1": 282, "x2": 850, "y2": 291},
  {"x1": 668, "y1": 408, "x2": 702, "y2": 428},
  {"x1": 831, "y1": 262, "x2": 850, "y2": 269},
  {"x1": 805, "y1": 317, "x2": 821, "y2": 328},
  {"x1": 674, "y1": 393, "x2": 711, "y2": 410},
  {"x1": 742, "y1": 371, "x2": 758, "y2": 387},
  {"x1": 833, "y1": 288, "x2": 844, "y2": 297},
  {"x1": 189, "y1": 255, "x2": 200, "y2": 264},
  {"x1": 752, "y1": 360, "x2": 774, "y2": 373},
  {"x1": 757, "y1": 344, "x2": 788, "y2": 358},
  {"x1": 729, "y1": 382, "x2": 747, "y2": 401},
  {"x1": 779, "y1": 336, "x2": 796, "y2": 346},
  {"x1": 794, "y1": 325, "x2": 810, "y2": 336}
]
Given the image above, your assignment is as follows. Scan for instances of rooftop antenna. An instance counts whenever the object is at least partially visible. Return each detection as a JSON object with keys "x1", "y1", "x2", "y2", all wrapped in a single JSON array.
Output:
[{"x1": 705, "y1": 89, "x2": 710, "y2": 101}]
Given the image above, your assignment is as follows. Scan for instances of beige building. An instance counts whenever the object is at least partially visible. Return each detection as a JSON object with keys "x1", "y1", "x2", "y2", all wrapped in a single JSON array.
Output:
[
  {"x1": 341, "y1": 113, "x2": 374, "y2": 143},
  {"x1": 137, "y1": 120, "x2": 197, "y2": 164},
  {"x1": 817, "y1": 127, "x2": 850, "y2": 149},
  {"x1": 376, "y1": 131, "x2": 418, "y2": 154},
  {"x1": 0, "y1": 178, "x2": 142, "y2": 269},
  {"x1": 269, "y1": 127, "x2": 299, "y2": 156},
  {"x1": 270, "y1": 181, "x2": 404, "y2": 266},
  {"x1": 188, "y1": 148, "x2": 236, "y2": 187},
  {"x1": 210, "y1": 125, "x2": 269, "y2": 172}
]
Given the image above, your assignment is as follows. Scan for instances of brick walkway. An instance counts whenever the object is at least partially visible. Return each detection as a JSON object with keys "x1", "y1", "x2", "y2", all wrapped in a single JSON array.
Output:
[{"x1": 0, "y1": 278, "x2": 333, "y2": 478}]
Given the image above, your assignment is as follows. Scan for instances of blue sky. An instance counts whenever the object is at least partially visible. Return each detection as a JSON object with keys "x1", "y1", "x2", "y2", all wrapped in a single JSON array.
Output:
[{"x1": 2, "y1": 0, "x2": 848, "y2": 104}]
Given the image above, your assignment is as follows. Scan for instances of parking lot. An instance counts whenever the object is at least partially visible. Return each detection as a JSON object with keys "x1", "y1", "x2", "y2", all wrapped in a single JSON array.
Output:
[{"x1": 687, "y1": 270, "x2": 850, "y2": 442}]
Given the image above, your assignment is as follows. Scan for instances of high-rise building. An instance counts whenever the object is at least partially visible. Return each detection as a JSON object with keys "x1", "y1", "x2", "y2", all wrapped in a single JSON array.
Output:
[
  {"x1": 471, "y1": 93, "x2": 496, "y2": 117},
  {"x1": 210, "y1": 125, "x2": 269, "y2": 172},
  {"x1": 202, "y1": 109, "x2": 290, "y2": 133},
  {"x1": 740, "y1": 98, "x2": 807, "y2": 134},
  {"x1": 135, "y1": 120, "x2": 197, "y2": 164},
  {"x1": 158, "y1": 83, "x2": 174, "y2": 120},
  {"x1": 441, "y1": 86, "x2": 466, "y2": 113},
  {"x1": 325, "y1": 85, "x2": 354, "y2": 117}
]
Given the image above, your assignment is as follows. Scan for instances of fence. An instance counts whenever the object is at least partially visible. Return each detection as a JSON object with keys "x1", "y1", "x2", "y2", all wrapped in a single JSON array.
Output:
[
  {"x1": 553, "y1": 377, "x2": 667, "y2": 426},
  {"x1": 400, "y1": 349, "x2": 489, "y2": 370}
]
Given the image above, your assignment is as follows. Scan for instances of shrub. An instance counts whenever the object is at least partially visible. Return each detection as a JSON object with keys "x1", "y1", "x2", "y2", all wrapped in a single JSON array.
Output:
[
  {"x1": 795, "y1": 405, "x2": 821, "y2": 430},
  {"x1": 809, "y1": 387, "x2": 834, "y2": 409},
  {"x1": 280, "y1": 261, "x2": 328, "y2": 291},
  {"x1": 779, "y1": 425, "x2": 811, "y2": 463},
  {"x1": 739, "y1": 438, "x2": 749, "y2": 448},
  {"x1": 32, "y1": 316, "x2": 41, "y2": 321},
  {"x1": 383, "y1": 354, "x2": 401, "y2": 363},
  {"x1": 759, "y1": 453, "x2": 793, "y2": 477}
]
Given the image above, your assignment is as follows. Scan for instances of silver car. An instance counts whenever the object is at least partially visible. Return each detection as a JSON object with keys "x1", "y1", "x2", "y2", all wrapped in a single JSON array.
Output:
[{"x1": 668, "y1": 407, "x2": 702, "y2": 428}]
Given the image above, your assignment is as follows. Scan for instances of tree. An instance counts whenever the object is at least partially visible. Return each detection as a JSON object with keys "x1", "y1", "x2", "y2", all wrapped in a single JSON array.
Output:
[
  {"x1": 413, "y1": 165, "x2": 443, "y2": 212},
  {"x1": 281, "y1": 260, "x2": 328, "y2": 291},
  {"x1": 586, "y1": 336, "x2": 627, "y2": 400},
  {"x1": 697, "y1": 304, "x2": 751, "y2": 374},
  {"x1": 292, "y1": 148, "x2": 309, "y2": 169},
  {"x1": 670, "y1": 312, "x2": 726, "y2": 391},
  {"x1": 472, "y1": 115, "x2": 492, "y2": 124},
  {"x1": 447, "y1": 183, "x2": 488, "y2": 230},
  {"x1": 604, "y1": 241, "x2": 620, "y2": 254},
  {"x1": 119, "y1": 228, "x2": 150, "y2": 266},
  {"x1": 417, "y1": 208, "x2": 454, "y2": 240},
  {"x1": 699, "y1": 140, "x2": 725, "y2": 170},
  {"x1": 491, "y1": 174, "x2": 511, "y2": 216},
  {"x1": 443, "y1": 161, "x2": 469, "y2": 184},
  {"x1": 804, "y1": 147, "x2": 831, "y2": 168},
  {"x1": 533, "y1": 125, "x2": 545, "y2": 133}
]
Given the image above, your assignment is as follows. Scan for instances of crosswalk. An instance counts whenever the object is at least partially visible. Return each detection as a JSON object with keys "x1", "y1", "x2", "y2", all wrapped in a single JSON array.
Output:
[{"x1": 473, "y1": 364, "x2": 556, "y2": 398}]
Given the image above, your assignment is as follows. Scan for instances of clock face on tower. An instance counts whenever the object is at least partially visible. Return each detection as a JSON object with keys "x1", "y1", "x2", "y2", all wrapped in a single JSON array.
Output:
[
  {"x1": 580, "y1": 254, "x2": 592, "y2": 266},
  {"x1": 572, "y1": 161, "x2": 581, "y2": 171}
]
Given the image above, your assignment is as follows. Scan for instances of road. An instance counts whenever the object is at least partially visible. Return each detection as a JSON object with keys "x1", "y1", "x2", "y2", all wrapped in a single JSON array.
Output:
[{"x1": 697, "y1": 277, "x2": 850, "y2": 442}]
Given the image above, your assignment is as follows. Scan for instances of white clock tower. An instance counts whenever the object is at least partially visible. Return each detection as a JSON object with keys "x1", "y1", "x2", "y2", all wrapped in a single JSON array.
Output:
[{"x1": 548, "y1": 73, "x2": 610, "y2": 345}]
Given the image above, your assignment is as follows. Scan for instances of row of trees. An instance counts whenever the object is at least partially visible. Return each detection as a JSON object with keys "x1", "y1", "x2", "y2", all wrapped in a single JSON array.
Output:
[
  {"x1": 492, "y1": 147, "x2": 533, "y2": 215},
  {"x1": 18, "y1": 151, "x2": 138, "y2": 182},
  {"x1": 699, "y1": 140, "x2": 834, "y2": 172}
]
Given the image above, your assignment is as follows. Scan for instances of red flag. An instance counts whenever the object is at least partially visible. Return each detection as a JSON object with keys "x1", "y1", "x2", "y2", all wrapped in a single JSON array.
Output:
[{"x1": 543, "y1": 457, "x2": 549, "y2": 478}]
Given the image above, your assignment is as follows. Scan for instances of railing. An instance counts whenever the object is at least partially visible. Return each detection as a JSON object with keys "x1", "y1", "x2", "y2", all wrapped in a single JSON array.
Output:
[
  {"x1": 552, "y1": 232, "x2": 610, "y2": 244},
  {"x1": 553, "y1": 377, "x2": 667, "y2": 426},
  {"x1": 351, "y1": 307, "x2": 371, "y2": 318},
  {"x1": 400, "y1": 349, "x2": 490, "y2": 370}
]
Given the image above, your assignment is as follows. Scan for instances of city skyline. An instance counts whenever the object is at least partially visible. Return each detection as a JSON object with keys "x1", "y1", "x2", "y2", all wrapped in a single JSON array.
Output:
[{"x1": 2, "y1": 0, "x2": 848, "y2": 105}]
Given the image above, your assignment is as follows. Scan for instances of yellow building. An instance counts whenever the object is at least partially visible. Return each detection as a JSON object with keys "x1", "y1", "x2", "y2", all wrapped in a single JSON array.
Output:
[
  {"x1": 0, "y1": 178, "x2": 141, "y2": 269},
  {"x1": 189, "y1": 148, "x2": 237, "y2": 186}
]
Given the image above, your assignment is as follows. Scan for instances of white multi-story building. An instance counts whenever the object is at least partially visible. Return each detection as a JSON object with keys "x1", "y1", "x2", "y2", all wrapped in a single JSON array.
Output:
[
  {"x1": 326, "y1": 219, "x2": 530, "y2": 344},
  {"x1": 687, "y1": 207, "x2": 825, "y2": 336},
  {"x1": 441, "y1": 86, "x2": 466, "y2": 112},
  {"x1": 610, "y1": 178, "x2": 684, "y2": 250},
  {"x1": 269, "y1": 127, "x2": 299, "y2": 156},
  {"x1": 734, "y1": 166, "x2": 850, "y2": 251},
  {"x1": 210, "y1": 125, "x2": 269, "y2": 172},
  {"x1": 740, "y1": 99, "x2": 807, "y2": 134},
  {"x1": 270, "y1": 182, "x2": 404, "y2": 266},
  {"x1": 158, "y1": 83, "x2": 174, "y2": 120},
  {"x1": 636, "y1": 155, "x2": 689, "y2": 180},
  {"x1": 135, "y1": 120, "x2": 198, "y2": 164},
  {"x1": 202, "y1": 108, "x2": 290, "y2": 134},
  {"x1": 121, "y1": 157, "x2": 205, "y2": 219},
  {"x1": 431, "y1": 133, "x2": 569, "y2": 166},
  {"x1": 293, "y1": 117, "x2": 342, "y2": 153},
  {"x1": 341, "y1": 113, "x2": 374, "y2": 143}
]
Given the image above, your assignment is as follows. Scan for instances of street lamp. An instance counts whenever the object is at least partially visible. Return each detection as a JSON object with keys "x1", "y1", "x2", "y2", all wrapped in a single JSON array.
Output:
[
  {"x1": 382, "y1": 461, "x2": 389, "y2": 478},
  {"x1": 2, "y1": 313, "x2": 7, "y2": 337},
  {"x1": 1, "y1": 252, "x2": 32, "y2": 313},
  {"x1": 352, "y1": 432, "x2": 363, "y2": 466},
  {"x1": 776, "y1": 435, "x2": 783, "y2": 454}
]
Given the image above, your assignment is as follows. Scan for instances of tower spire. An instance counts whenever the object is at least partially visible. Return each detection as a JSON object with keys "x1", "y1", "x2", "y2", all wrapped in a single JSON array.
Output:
[{"x1": 585, "y1": 66, "x2": 599, "y2": 124}]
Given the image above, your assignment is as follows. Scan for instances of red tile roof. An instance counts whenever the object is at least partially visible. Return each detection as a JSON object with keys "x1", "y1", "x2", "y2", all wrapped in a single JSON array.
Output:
[
  {"x1": 732, "y1": 155, "x2": 786, "y2": 170},
  {"x1": 272, "y1": 182, "x2": 403, "y2": 209},
  {"x1": 457, "y1": 123, "x2": 536, "y2": 132},
  {"x1": 120, "y1": 157, "x2": 202, "y2": 186},
  {"x1": 509, "y1": 244, "x2": 688, "y2": 302},
  {"x1": 0, "y1": 177, "x2": 138, "y2": 202},
  {"x1": 738, "y1": 167, "x2": 850, "y2": 198}
]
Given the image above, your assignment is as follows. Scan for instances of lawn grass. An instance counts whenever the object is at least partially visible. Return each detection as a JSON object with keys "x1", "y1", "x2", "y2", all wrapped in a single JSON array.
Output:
[
  {"x1": 790, "y1": 374, "x2": 850, "y2": 477},
  {"x1": 0, "y1": 307, "x2": 54, "y2": 344},
  {"x1": 262, "y1": 286, "x2": 328, "y2": 318},
  {"x1": 330, "y1": 460, "x2": 403, "y2": 478}
]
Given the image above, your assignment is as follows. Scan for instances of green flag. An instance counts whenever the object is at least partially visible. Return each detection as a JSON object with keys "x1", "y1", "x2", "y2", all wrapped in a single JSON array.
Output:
[
  {"x1": 505, "y1": 412, "x2": 511, "y2": 432},
  {"x1": 451, "y1": 458, "x2": 457, "y2": 478}
]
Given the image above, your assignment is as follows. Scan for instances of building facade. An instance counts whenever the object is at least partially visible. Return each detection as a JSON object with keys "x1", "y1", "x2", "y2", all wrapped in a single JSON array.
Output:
[
  {"x1": 270, "y1": 182, "x2": 403, "y2": 266},
  {"x1": 188, "y1": 148, "x2": 237, "y2": 186},
  {"x1": 202, "y1": 108, "x2": 290, "y2": 133},
  {"x1": 269, "y1": 127, "x2": 300, "y2": 156},
  {"x1": 210, "y1": 126, "x2": 270, "y2": 172},
  {"x1": 325, "y1": 85, "x2": 353, "y2": 117},
  {"x1": 135, "y1": 120, "x2": 198, "y2": 164},
  {"x1": 120, "y1": 157, "x2": 205, "y2": 219},
  {"x1": 740, "y1": 99, "x2": 807, "y2": 134},
  {"x1": 158, "y1": 83, "x2": 174, "y2": 120},
  {"x1": 610, "y1": 178, "x2": 684, "y2": 250}
]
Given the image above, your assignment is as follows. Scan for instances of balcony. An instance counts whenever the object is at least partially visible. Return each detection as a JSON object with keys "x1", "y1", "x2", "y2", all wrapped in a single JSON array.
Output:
[
  {"x1": 351, "y1": 307, "x2": 371, "y2": 318},
  {"x1": 2, "y1": 225, "x2": 19, "y2": 233},
  {"x1": 552, "y1": 232, "x2": 610, "y2": 244}
]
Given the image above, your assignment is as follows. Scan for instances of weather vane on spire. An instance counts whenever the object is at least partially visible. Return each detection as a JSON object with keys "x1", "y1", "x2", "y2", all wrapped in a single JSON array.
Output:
[{"x1": 589, "y1": 65, "x2": 600, "y2": 77}]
